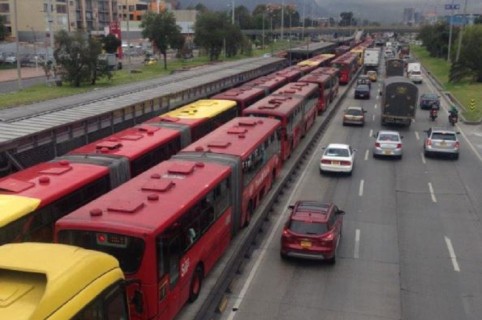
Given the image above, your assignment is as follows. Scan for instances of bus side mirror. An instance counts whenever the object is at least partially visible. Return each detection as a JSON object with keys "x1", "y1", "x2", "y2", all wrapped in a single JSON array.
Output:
[{"x1": 379, "y1": 91, "x2": 382, "y2": 96}]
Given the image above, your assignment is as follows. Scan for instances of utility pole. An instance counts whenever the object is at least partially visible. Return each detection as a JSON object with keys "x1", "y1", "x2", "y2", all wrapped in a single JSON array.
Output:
[
  {"x1": 47, "y1": 0, "x2": 55, "y2": 67},
  {"x1": 281, "y1": 0, "x2": 284, "y2": 40},
  {"x1": 14, "y1": 0, "x2": 22, "y2": 90},
  {"x1": 455, "y1": 0, "x2": 468, "y2": 62},
  {"x1": 231, "y1": 0, "x2": 235, "y2": 24},
  {"x1": 447, "y1": 0, "x2": 455, "y2": 62}
]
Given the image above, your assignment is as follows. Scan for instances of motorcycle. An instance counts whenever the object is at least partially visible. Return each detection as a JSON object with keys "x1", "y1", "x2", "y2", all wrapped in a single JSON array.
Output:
[
  {"x1": 429, "y1": 109, "x2": 438, "y2": 121},
  {"x1": 448, "y1": 113, "x2": 458, "y2": 126}
]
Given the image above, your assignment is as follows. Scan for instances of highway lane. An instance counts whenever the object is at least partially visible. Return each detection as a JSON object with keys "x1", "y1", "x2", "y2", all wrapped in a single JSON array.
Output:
[{"x1": 215, "y1": 76, "x2": 482, "y2": 320}]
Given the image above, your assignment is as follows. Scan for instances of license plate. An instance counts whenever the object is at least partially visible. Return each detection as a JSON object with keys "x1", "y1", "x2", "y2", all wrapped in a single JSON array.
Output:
[
  {"x1": 331, "y1": 161, "x2": 340, "y2": 165},
  {"x1": 300, "y1": 240, "x2": 311, "y2": 248},
  {"x1": 384, "y1": 150, "x2": 392, "y2": 155}
]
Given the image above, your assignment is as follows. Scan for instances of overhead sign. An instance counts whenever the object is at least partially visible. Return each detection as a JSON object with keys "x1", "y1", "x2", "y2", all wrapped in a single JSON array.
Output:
[{"x1": 445, "y1": 4, "x2": 460, "y2": 10}]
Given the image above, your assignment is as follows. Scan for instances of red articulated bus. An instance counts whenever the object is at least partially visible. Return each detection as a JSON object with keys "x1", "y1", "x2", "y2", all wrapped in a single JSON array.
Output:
[
  {"x1": 271, "y1": 82, "x2": 319, "y2": 136},
  {"x1": 310, "y1": 67, "x2": 340, "y2": 103},
  {"x1": 211, "y1": 86, "x2": 267, "y2": 113},
  {"x1": 56, "y1": 159, "x2": 234, "y2": 320},
  {"x1": 0, "y1": 99, "x2": 238, "y2": 246},
  {"x1": 242, "y1": 83, "x2": 317, "y2": 161},
  {"x1": 330, "y1": 52, "x2": 358, "y2": 85},
  {"x1": 176, "y1": 117, "x2": 282, "y2": 229},
  {"x1": 55, "y1": 117, "x2": 282, "y2": 320},
  {"x1": 273, "y1": 66, "x2": 304, "y2": 82},
  {"x1": 298, "y1": 71, "x2": 336, "y2": 114}
]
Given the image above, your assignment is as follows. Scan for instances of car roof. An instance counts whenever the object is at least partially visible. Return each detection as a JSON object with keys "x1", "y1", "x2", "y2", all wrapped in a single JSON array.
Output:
[
  {"x1": 356, "y1": 84, "x2": 369, "y2": 88},
  {"x1": 347, "y1": 106, "x2": 363, "y2": 110},
  {"x1": 421, "y1": 93, "x2": 438, "y2": 98},
  {"x1": 430, "y1": 127, "x2": 457, "y2": 134},
  {"x1": 326, "y1": 143, "x2": 350, "y2": 149},
  {"x1": 378, "y1": 130, "x2": 400, "y2": 135}
]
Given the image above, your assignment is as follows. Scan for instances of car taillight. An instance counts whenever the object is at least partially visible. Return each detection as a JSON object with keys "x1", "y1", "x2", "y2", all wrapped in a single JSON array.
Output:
[
  {"x1": 397, "y1": 143, "x2": 402, "y2": 148},
  {"x1": 340, "y1": 160, "x2": 352, "y2": 166},
  {"x1": 375, "y1": 142, "x2": 380, "y2": 147},
  {"x1": 426, "y1": 139, "x2": 432, "y2": 146},
  {"x1": 454, "y1": 141, "x2": 460, "y2": 148},
  {"x1": 320, "y1": 232, "x2": 334, "y2": 246},
  {"x1": 321, "y1": 159, "x2": 331, "y2": 164}
]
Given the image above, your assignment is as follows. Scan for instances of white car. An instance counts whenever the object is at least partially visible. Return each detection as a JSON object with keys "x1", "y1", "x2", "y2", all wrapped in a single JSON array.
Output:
[{"x1": 320, "y1": 143, "x2": 356, "y2": 175}]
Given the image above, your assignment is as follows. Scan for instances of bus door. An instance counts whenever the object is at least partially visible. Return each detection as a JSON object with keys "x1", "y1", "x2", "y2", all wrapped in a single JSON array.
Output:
[{"x1": 157, "y1": 232, "x2": 184, "y2": 319}]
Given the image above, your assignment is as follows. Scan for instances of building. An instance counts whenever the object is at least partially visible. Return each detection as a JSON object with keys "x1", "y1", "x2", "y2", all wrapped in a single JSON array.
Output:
[
  {"x1": 0, "y1": 0, "x2": 119, "y2": 42},
  {"x1": 403, "y1": 8, "x2": 415, "y2": 25}
]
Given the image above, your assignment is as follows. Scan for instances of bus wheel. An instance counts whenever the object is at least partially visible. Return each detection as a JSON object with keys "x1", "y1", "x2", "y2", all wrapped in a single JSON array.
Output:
[{"x1": 189, "y1": 265, "x2": 203, "y2": 302}]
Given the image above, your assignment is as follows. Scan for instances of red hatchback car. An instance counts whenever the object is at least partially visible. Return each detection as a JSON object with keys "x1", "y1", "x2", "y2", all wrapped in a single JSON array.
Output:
[{"x1": 280, "y1": 201, "x2": 345, "y2": 263}]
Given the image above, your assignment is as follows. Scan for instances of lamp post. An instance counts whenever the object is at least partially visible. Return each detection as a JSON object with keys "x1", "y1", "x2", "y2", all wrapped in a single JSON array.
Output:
[
  {"x1": 13, "y1": 0, "x2": 22, "y2": 90},
  {"x1": 455, "y1": 0, "x2": 468, "y2": 62},
  {"x1": 447, "y1": 0, "x2": 455, "y2": 62}
]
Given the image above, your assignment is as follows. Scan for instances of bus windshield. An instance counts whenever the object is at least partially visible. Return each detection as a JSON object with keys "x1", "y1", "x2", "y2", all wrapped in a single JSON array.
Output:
[{"x1": 58, "y1": 230, "x2": 145, "y2": 274}]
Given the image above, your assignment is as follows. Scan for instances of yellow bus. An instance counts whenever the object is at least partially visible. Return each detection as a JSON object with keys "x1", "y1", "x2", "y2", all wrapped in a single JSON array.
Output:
[
  {"x1": 350, "y1": 46, "x2": 365, "y2": 67},
  {"x1": 0, "y1": 243, "x2": 130, "y2": 320}
]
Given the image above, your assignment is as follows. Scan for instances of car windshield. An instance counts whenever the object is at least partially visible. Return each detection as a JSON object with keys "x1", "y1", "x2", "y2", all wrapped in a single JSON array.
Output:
[
  {"x1": 325, "y1": 148, "x2": 349, "y2": 157},
  {"x1": 432, "y1": 133, "x2": 456, "y2": 141},
  {"x1": 289, "y1": 220, "x2": 328, "y2": 235}
]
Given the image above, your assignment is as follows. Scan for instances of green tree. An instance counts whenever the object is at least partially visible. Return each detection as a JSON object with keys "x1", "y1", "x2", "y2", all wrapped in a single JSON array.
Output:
[
  {"x1": 194, "y1": 11, "x2": 243, "y2": 61},
  {"x1": 141, "y1": 11, "x2": 182, "y2": 69},
  {"x1": 450, "y1": 25, "x2": 482, "y2": 82},
  {"x1": 54, "y1": 30, "x2": 105, "y2": 87},
  {"x1": 339, "y1": 12, "x2": 354, "y2": 26},
  {"x1": 235, "y1": 6, "x2": 255, "y2": 29},
  {"x1": 102, "y1": 33, "x2": 121, "y2": 54},
  {"x1": 417, "y1": 23, "x2": 452, "y2": 59},
  {"x1": 0, "y1": 15, "x2": 6, "y2": 41}
]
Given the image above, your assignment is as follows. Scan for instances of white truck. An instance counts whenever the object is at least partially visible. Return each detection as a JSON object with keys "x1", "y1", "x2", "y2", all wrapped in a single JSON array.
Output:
[
  {"x1": 363, "y1": 48, "x2": 381, "y2": 72},
  {"x1": 407, "y1": 62, "x2": 422, "y2": 84}
]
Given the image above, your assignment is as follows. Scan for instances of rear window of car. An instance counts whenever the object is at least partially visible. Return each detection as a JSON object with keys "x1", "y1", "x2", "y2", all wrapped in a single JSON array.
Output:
[
  {"x1": 325, "y1": 148, "x2": 349, "y2": 157},
  {"x1": 289, "y1": 220, "x2": 328, "y2": 235},
  {"x1": 432, "y1": 133, "x2": 456, "y2": 141},
  {"x1": 379, "y1": 134, "x2": 399, "y2": 141},
  {"x1": 346, "y1": 109, "x2": 363, "y2": 115}
]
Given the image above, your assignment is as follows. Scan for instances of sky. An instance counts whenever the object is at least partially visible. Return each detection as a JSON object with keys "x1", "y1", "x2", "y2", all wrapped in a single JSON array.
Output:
[{"x1": 188, "y1": 0, "x2": 481, "y2": 24}]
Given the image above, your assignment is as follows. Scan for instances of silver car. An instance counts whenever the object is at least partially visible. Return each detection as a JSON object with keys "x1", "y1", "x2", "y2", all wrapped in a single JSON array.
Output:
[
  {"x1": 373, "y1": 130, "x2": 403, "y2": 159},
  {"x1": 423, "y1": 127, "x2": 459, "y2": 159}
]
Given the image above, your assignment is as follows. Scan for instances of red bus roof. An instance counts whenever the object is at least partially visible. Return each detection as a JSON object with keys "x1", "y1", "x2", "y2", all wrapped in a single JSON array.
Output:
[
  {"x1": 55, "y1": 160, "x2": 232, "y2": 234},
  {"x1": 243, "y1": 74, "x2": 289, "y2": 92},
  {"x1": 311, "y1": 67, "x2": 339, "y2": 76},
  {"x1": 273, "y1": 67, "x2": 303, "y2": 82},
  {"x1": 298, "y1": 72, "x2": 332, "y2": 85},
  {"x1": 242, "y1": 95, "x2": 305, "y2": 119},
  {"x1": 68, "y1": 124, "x2": 180, "y2": 161},
  {"x1": 211, "y1": 86, "x2": 266, "y2": 104},
  {"x1": 271, "y1": 82, "x2": 318, "y2": 98},
  {"x1": 0, "y1": 161, "x2": 109, "y2": 202},
  {"x1": 180, "y1": 117, "x2": 280, "y2": 160},
  {"x1": 331, "y1": 52, "x2": 358, "y2": 64}
]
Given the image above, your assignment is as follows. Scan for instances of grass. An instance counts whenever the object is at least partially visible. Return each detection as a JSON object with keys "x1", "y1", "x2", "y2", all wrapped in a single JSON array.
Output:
[
  {"x1": 411, "y1": 45, "x2": 482, "y2": 122},
  {"x1": 0, "y1": 41, "x2": 303, "y2": 109}
]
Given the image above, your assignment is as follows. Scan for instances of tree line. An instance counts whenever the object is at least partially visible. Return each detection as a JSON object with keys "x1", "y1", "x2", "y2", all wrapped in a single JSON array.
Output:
[{"x1": 417, "y1": 19, "x2": 482, "y2": 82}]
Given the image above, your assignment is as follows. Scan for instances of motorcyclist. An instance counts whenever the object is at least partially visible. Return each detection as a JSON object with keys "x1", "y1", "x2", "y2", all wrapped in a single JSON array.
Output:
[
  {"x1": 430, "y1": 104, "x2": 438, "y2": 119},
  {"x1": 449, "y1": 105, "x2": 459, "y2": 122}
]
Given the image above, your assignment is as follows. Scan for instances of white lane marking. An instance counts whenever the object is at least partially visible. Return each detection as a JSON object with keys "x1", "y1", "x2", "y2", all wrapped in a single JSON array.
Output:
[
  {"x1": 457, "y1": 127, "x2": 482, "y2": 163},
  {"x1": 415, "y1": 131, "x2": 420, "y2": 140},
  {"x1": 444, "y1": 236, "x2": 461, "y2": 272},
  {"x1": 365, "y1": 149, "x2": 369, "y2": 161},
  {"x1": 372, "y1": 114, "x2": 376, "y2": 122},
  {"x1": 421, "y1": 152, "x2": 426, "y2": 164},
  {"x1": 226, "y1": 134, "x2": 323, "y2": 318},
  {"x1": 374, "y1": 103, "x2": 378, "y2": 109},
  {"x1": 369, "y1": 129, "x2": 373, "y2": 137},
  {"x1": 428, "y1": 182, "x2": 437, "y2": 203},
  {"x1": 359, "y1": 179, "x2": 364, "y2": 197},
  {"x1": 354, "y1": 229, "x2": 361, "y2": 259}
]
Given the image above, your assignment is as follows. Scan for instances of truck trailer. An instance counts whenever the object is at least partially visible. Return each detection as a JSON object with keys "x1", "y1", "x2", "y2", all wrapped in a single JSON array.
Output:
[
  {"x1": 380, "y1": 76, "x2": 418, "y2": 126},
  {"x1": 363, "y1": 48, "x2": 381, "y2": 72}
]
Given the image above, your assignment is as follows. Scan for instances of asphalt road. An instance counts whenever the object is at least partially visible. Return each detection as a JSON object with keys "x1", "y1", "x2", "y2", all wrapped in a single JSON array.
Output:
[
  {"x1": 211, "y1": 75, "x2": 482, "y2": 320},
  {"x1": 0, "y1": 76, "x2": 46, "y2": 94}
]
